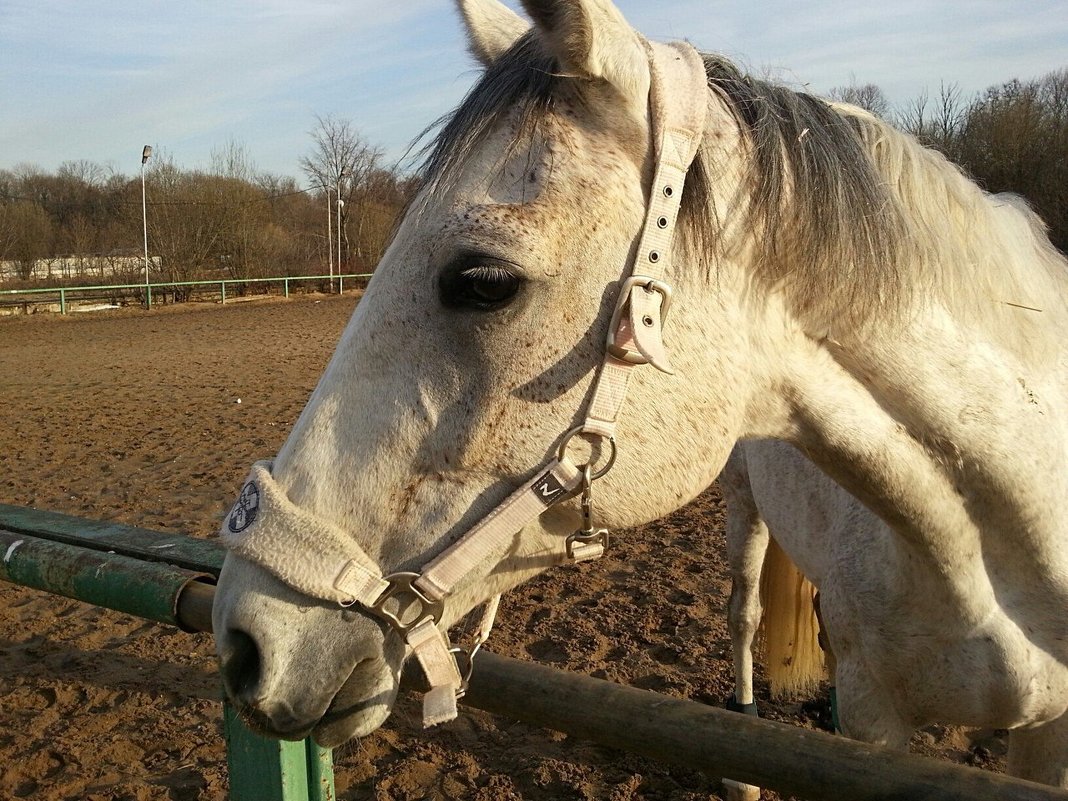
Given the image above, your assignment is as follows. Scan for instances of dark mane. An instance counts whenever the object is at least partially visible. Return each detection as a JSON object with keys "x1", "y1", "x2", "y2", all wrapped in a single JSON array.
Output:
[
  {"x1": 418, "y1": 39, "x2": 913, "y2": 324},
  {"x1": 689, "y1": 55, "x2": 912, "y2": 321}
]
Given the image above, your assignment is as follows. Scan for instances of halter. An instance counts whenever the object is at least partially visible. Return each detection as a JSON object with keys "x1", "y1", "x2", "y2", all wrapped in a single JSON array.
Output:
[{"x1": 220, "y1": 39, "x2": 709, "y2": 727}]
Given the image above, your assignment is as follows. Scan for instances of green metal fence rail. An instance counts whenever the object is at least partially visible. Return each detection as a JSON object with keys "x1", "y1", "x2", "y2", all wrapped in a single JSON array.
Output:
[
  {"x1": 0, "y1": 272, "x2": 373, "y2": 314},
  {"x1": 0, "y1": 502, "x2": 334, "y2": 801},
  {"x1": 2, "y1": 502, "x2": 1066, "y2": 801}
]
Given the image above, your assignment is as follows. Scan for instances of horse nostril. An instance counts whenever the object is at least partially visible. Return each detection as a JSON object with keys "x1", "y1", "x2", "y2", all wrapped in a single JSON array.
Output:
[{"x1": 222, "y1": 628, "x2": 263, "y2": 701}]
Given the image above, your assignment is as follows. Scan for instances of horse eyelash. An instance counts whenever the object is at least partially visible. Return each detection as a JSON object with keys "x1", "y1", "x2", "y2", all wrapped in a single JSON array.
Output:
[{"x1": 460, "y1": 264, "x2": 517, "y2": 283}]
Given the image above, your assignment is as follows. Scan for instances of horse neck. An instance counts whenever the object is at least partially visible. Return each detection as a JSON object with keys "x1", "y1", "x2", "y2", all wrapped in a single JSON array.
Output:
[{"x1": 738, "y1": 288, "x2": 1068, "y2": 617}]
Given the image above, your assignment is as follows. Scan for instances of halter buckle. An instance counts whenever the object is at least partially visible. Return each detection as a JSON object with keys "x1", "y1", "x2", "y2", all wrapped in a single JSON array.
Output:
[
  {"x1": 606, "y1": 276, "x2": 674, "y2": 364},
  {"x1": 565, "y1": 464, "x2": 610, "y2": 561},
  {"x1": 368, "y1": 572, "x2": 445, "y2": 634}
]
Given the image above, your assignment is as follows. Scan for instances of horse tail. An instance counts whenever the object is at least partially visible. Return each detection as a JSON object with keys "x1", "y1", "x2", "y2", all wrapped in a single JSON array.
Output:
[{"x1": 759, "y1": 537, "x2": 824, "y2": 698}]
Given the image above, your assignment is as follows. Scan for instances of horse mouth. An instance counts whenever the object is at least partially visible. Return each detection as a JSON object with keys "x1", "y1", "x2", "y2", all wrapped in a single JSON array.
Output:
[
  {"x1": 235, "y1": 704, "x2": 316, "y2": 742},
  {"x1": 229, "y1": 654, "x2": 400, "y2": 746},
  {"x1": 312, "y1": 659, "x2": 401, "y2": 746}
]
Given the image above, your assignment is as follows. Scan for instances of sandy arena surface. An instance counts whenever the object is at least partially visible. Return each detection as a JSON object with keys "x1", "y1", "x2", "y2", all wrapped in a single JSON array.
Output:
[{"x1": 0, "y1": 295, "x2": 1008, "y2": 800}]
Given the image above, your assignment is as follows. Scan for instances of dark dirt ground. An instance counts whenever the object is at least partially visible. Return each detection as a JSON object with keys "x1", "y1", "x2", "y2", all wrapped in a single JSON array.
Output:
[{"x1": 0, "y1": 295, "x2": 1008, "y2": 800}]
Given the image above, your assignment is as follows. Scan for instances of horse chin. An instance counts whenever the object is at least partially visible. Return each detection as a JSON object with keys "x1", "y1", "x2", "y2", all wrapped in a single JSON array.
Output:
[{"x1": 311, "y1": 655, "x2": 400, "y2": 747}]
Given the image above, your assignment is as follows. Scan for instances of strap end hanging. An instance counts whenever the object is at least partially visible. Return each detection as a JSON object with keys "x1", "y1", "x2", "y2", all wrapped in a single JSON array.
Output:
[{"x1": 422, "y1": 685, "x2": 459, "y2": 727}]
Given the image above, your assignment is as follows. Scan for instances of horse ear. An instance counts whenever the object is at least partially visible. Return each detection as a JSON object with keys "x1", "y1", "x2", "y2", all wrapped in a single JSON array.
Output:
[
  {"x1": 519, "y1": 0, "x2": 649, "y2": 112},
  {"x1": 456, "y1": 0, "x2": 529, "y2": 67}
]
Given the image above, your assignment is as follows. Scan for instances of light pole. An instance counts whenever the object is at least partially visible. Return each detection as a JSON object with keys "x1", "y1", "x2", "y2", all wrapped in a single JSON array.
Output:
[
  {"x1": 141, "y1": 145, "x2": 152, "y2": 307},
  {"x1": 336, "y1": 168, "x2": 345, "y2": 294},
  {"x1": 325, "y1": 182, "x2": 333, "y2": 287}
]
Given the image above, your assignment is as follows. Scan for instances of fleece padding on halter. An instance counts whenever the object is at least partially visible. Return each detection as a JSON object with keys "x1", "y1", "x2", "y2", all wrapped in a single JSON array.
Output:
[
  {"x1": 221, "y1": 460, "x2": 390, "y2": 608},
  {"x1": 221, "y1": 457, "x2": 586, "y2": 725}
]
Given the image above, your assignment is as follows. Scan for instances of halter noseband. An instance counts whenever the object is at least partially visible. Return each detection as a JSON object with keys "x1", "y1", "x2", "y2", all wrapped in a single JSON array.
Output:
[{"x1": 221, "y1": 38, "x2": 709, "y2": 727}]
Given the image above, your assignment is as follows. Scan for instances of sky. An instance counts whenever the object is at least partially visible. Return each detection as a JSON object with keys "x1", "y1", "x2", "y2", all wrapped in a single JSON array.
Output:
[{"x1": 1, "y1": 0, "x2": 1065, "y2": 182}]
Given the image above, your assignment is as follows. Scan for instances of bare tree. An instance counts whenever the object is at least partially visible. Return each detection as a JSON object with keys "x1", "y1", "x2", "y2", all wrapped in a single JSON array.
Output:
[
  {"x1": 897, "y1": 82, "x2": 967, "y2": 157},
  {"x1": 211, "y1": 139, "x2": 257, "y2": 183},
  {"x1": 1, "y1": 201, "x2": 53, "y2": 279},
  {"x1": 954, "y1": 70, "x2": 1068, "y2": 251},
  {"x1": 828, "y1": 82, "x2": 891, "y2": 119},
  {"x1": 300, "y1": 115, "x2": 384, "y2": 268}
]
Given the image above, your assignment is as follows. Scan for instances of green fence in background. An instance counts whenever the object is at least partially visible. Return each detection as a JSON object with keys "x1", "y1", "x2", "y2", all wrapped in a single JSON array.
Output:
[{"x1": 0, "y1": 272, "x2": 373, "y2": 314}]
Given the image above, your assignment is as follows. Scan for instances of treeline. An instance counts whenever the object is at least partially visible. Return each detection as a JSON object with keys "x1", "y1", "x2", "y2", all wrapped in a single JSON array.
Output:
[
  {"x1": 0, "y1": 117, "x2": 417, "y2": 289},
  {"x1": 831, "y1": 67, "x2": 1067, "y2": 253},
  {"x1": 2, "y1": 68, "x2": 1066, "y2": 289}
]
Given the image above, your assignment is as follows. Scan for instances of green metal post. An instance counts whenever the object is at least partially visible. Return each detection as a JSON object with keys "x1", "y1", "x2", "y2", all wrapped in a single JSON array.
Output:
[
  {"x1": 339, "y1": 274, "x2": 344, "y2": 295},
  {"x1": 60, "y1": 288, "x2": 66, "y2": 314},
  {"x1": 221, "y1": 281, "x2": 227, "y2": 304},
  {"x1": 224, "y1": 704, "x2": 335, "y2": 801},
  {"x1": 305, "y1": 741, "x2": 336, "y2": 801},
  {"x1": 147, "y1": 284, "x2": 153, "y2": 309},
  {"x1": 284, "y1": 278, "x2": 290, "y2": 298}
]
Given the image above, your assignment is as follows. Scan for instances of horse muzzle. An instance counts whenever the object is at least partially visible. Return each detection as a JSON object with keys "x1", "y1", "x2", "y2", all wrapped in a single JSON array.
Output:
[{"x1": 213, "y1": 553, "x2": 403, "y2": 745}]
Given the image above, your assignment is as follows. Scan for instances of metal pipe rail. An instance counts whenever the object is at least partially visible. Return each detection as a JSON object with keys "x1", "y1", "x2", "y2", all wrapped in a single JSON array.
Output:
[
  {"x1": 0, "y1": 272, "x2": 372, "y2": 313},
  {"x1": 0, "y1": 506, "x2": 328, "y2": 801},
  {"x1": 171, "y1": 583, "x2": 1068, "y2": 801},
  {"x1": 1, "y1": 505, "x2": 1065, "y2": 801}
]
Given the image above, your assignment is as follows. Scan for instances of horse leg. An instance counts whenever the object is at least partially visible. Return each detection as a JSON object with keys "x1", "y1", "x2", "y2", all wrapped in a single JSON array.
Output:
[
  {"x1": 813, "y1": 591, "x2": 840, "y2": 732},
  {"x1": 722, "y1": 448, "x2": 769, "y2": 801},
  {"x1": 726, "y1": 511, "x2": 769, "y2": 710},
  {"x1": 1008, "y1": 711, "x2": 1068, "y2": 787},
  {"x1": 833, "y1": 657, "x2": 913, "y2": 750}
]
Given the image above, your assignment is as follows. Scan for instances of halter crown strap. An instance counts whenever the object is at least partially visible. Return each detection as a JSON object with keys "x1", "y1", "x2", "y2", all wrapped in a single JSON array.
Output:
[
  {"x1": 584, "y1": 39, "x2": 708, "y2": 439},
  {"x1": 220, "y1": 39, "x2": 709, "y2": 728}
]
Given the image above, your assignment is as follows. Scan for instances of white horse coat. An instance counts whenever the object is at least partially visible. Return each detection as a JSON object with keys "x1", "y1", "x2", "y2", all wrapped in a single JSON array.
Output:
[{"x1": 211, "y1": 0, "x2": 1068, "y2": 788}]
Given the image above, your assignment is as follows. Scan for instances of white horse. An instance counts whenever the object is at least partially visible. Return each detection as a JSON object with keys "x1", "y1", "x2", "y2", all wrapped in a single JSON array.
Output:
[{"x1": 211, "y1": 0, "x2": 1068, "y2": 790}]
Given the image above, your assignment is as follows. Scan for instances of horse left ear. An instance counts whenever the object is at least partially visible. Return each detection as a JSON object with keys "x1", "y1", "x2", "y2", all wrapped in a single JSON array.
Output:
[
  {"x1": 456, "y1": 0, "x2": 530, "y2": 67},
  {"x1": 519, "y1": 0, "x2": 649, "y2": 117}
]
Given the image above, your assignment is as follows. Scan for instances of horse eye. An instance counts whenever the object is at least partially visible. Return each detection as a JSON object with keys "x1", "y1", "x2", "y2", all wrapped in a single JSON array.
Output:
[{"x1": 439, "y1": 262, "x2": 523, "y2": 311}]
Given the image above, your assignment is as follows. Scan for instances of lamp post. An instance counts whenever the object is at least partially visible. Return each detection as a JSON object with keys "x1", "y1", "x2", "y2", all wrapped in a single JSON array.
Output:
[
  {"x1": 336, "y1": 198, "x2": 346, "y2": 294},
  {"x1": 141, "y1": 145, "x2": 152, "y2": 307},
  {"x1": 325, "y1": 182, "x2": 333, "y2": 288},
  {"x1": 336, "y1": 168, "x2": 346, "y2": 294}
]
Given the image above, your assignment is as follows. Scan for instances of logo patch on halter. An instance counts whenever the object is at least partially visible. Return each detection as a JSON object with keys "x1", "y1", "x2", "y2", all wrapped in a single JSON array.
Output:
[
  {"x1": 532, "y1": 471, "x2": 567, "y2": 506},
  {"x1": 227, "y1": 480, "x2": 261, "y2": 533}
]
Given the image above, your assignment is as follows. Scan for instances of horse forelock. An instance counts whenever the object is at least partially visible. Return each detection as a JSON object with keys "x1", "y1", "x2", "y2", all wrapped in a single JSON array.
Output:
[{"x1": 417, "y1": 32, "x2": 560, "y2": 197}]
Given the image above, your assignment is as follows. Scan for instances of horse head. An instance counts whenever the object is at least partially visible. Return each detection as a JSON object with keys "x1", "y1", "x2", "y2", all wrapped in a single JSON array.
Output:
[{"x1": 212, "y1": 0, "x2": 757, "y2": 745}]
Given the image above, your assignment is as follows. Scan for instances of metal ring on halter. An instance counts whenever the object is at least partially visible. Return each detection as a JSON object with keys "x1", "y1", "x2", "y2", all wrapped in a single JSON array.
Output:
[
  {"x1": 448, "y1": 640, "x2": 483, "y2": 699},
  {"x1": 557, "y1": 426, "x2": 617, "y2": 480}
]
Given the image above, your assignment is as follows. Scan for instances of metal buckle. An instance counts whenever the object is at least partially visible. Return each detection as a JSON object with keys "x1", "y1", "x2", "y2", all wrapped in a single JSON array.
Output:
[
  {"x1": 565, "y1": 465, "x2": 610, "y2": 561},
  {"x1": 606, "y1": 276, "x2": 674, "y2": 363},
  {"x1": 367, "y1": 572, "x2": 444, "y2": 634},
  {"x1": 566, "y1": 528, "x2": 609, "y2": 560}
]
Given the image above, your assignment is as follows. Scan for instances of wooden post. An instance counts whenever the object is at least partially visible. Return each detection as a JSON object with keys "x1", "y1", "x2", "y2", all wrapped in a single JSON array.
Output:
[{"x1": 459, "y1": 652, "x2": 1067, "y2": 801}]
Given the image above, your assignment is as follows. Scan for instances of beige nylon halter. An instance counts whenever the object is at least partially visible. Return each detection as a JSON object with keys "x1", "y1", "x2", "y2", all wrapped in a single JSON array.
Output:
[{"x1": 221, "y1": 38, "x2": 709, "y2": 727}]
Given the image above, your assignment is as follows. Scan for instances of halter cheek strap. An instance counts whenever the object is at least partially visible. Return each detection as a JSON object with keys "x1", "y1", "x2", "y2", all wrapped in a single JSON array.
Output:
[{"x1": 220, "y1": 39, "x2": 709, "y2": 728}]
